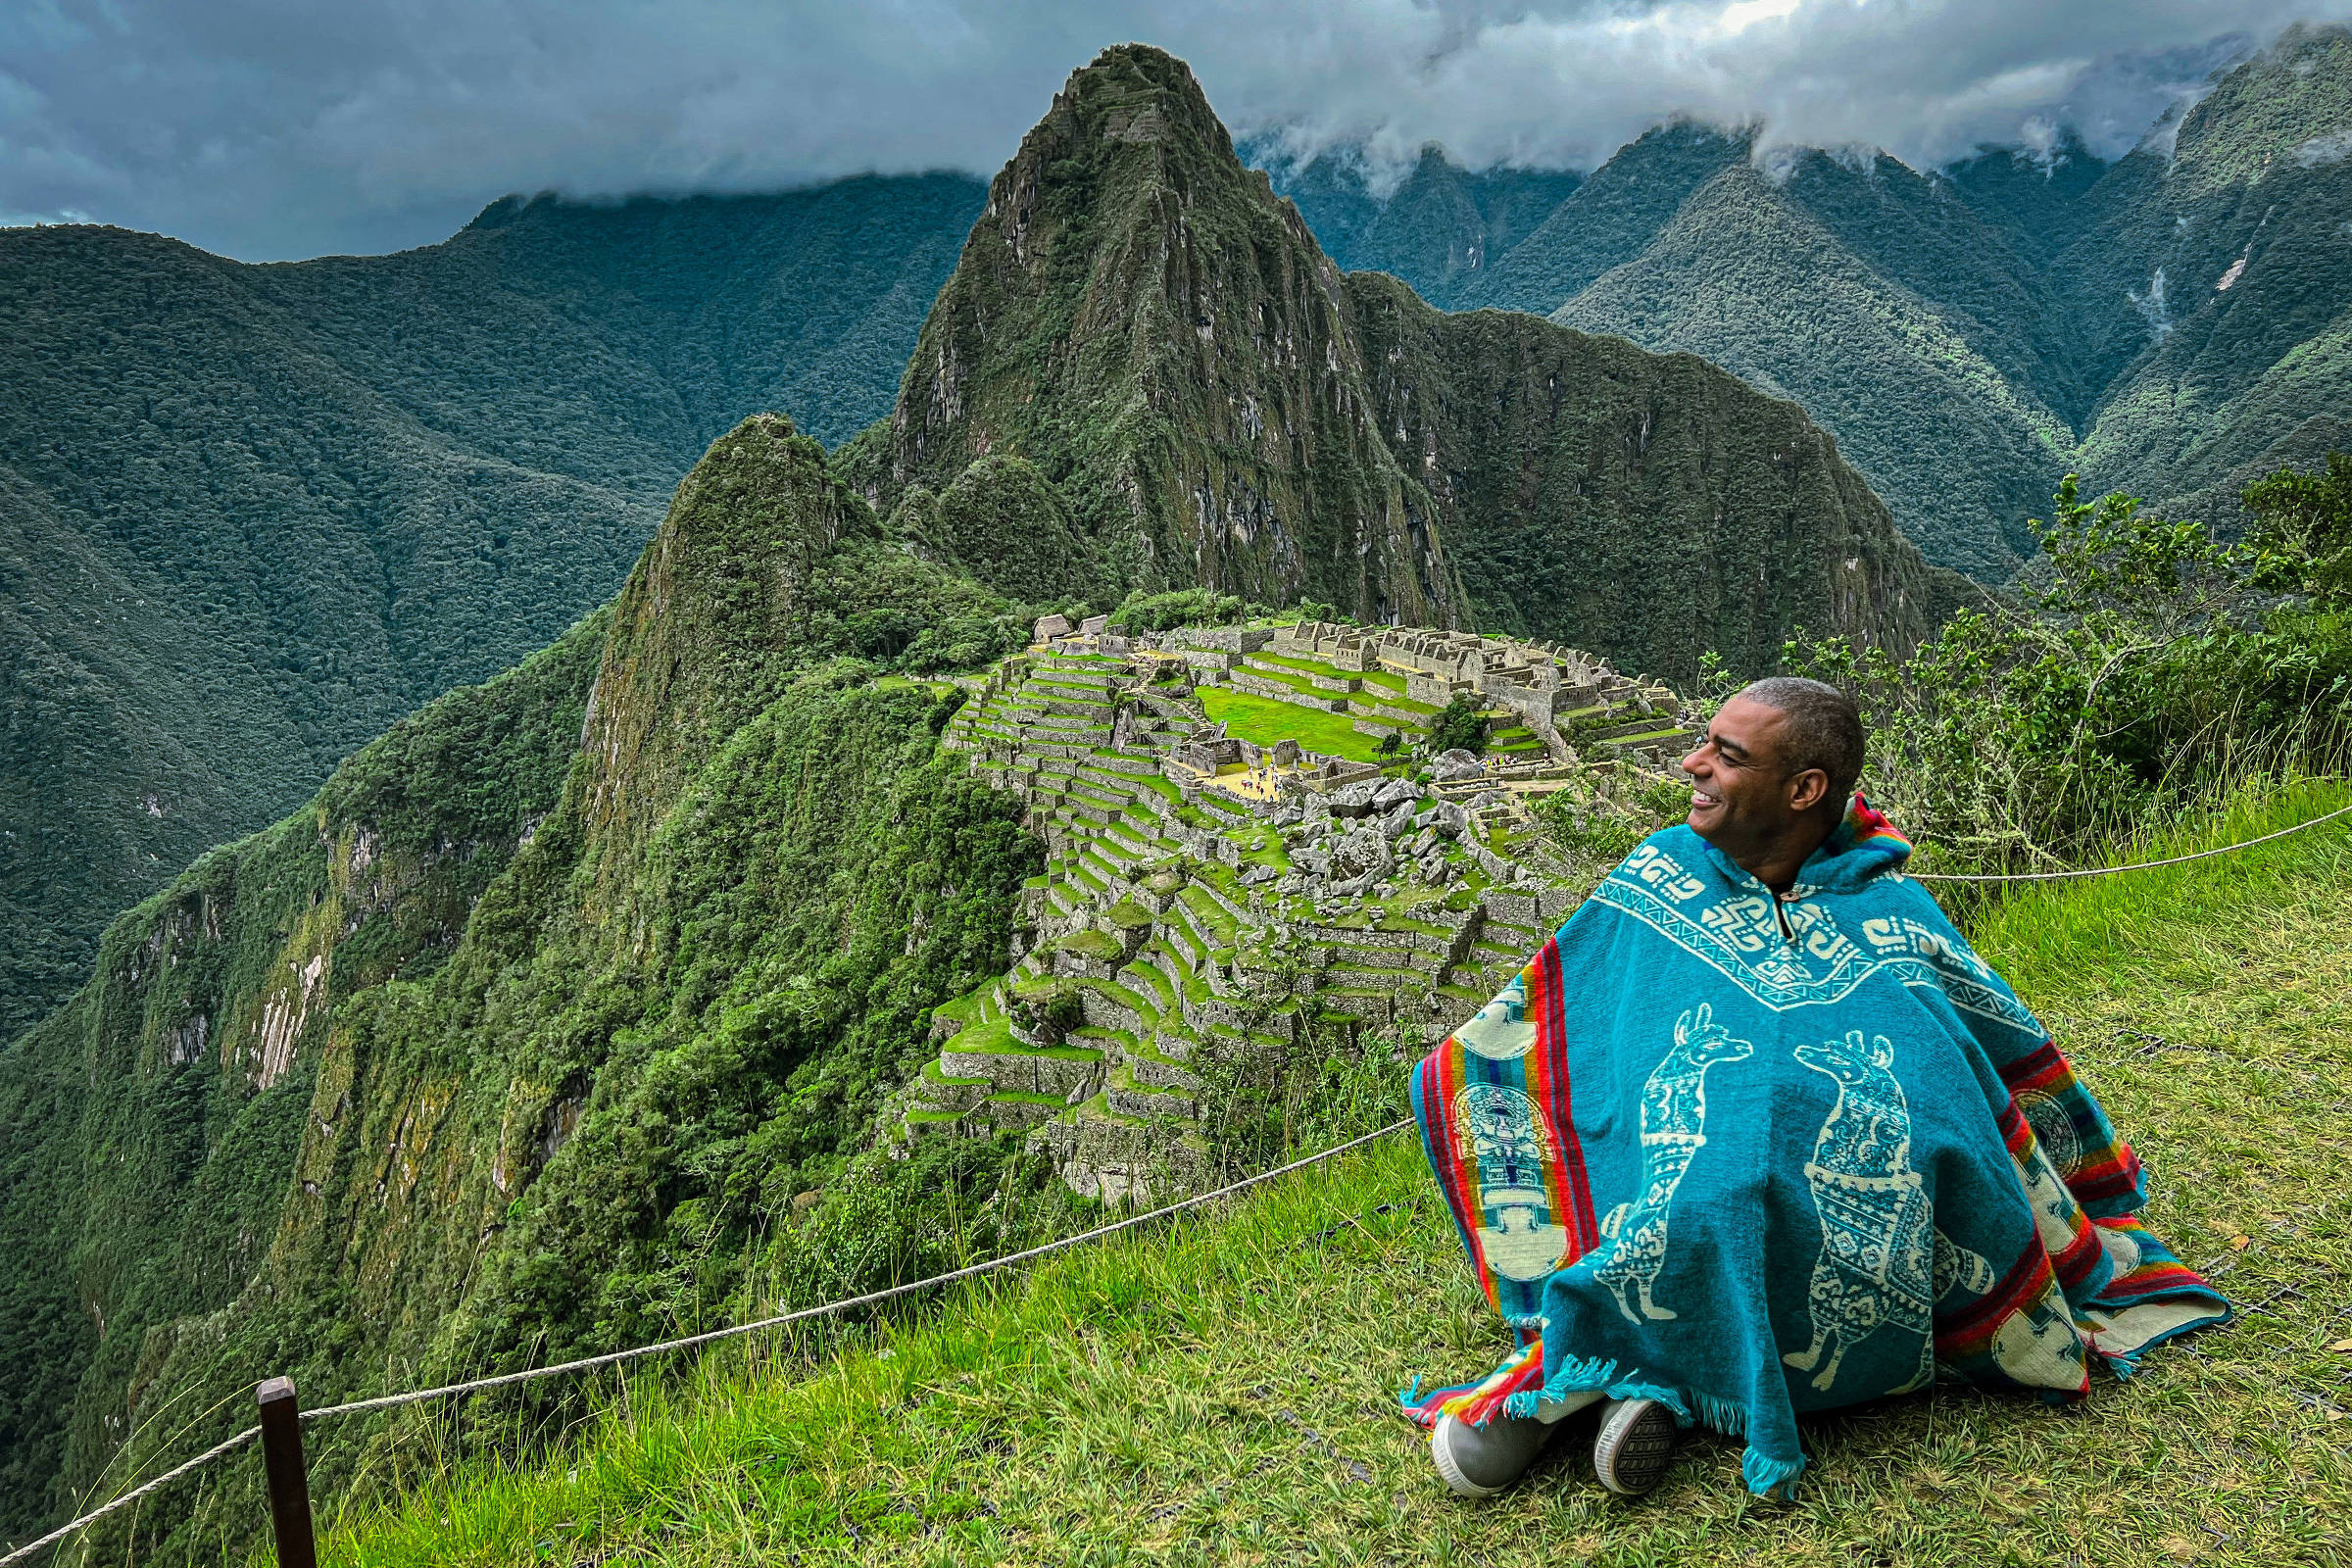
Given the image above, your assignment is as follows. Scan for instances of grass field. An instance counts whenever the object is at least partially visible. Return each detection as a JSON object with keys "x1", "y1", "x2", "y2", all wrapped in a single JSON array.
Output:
[
  {"x1": 1197, "y1": 686, "x2": 1388, "y2": 763},
  {"x1": 316, "y1": 783, "x2": 2352, "y2": 1567}
]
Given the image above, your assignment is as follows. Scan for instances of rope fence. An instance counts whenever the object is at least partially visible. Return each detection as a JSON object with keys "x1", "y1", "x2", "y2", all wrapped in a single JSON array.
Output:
[
  {"x1": 12, "y1": 792, "x2": 2349, "y2": 1563},
  {"x1": 1903, "y1": 801, "x2": 2352, "y2": 884},
  {"x1": 0, "y1": 1118, "x2": 1412, "y2": 1567},
  {"x1": 0, "y1": 1428, "x2": 260, "y2": 1568}
]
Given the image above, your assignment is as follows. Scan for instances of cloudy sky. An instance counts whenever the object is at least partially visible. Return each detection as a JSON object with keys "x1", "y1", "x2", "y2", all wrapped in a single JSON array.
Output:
[{"x1": 2, "y1": 1, "x2": 2342, "y2": 262}]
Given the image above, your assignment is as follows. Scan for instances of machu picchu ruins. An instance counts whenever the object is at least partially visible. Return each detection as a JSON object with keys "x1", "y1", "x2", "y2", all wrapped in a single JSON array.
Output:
[{"x1": 901, "y1": 617, "x2": 1701, "y2": 1201}]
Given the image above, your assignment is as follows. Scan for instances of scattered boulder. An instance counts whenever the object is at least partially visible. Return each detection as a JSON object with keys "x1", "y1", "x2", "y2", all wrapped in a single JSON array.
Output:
[
  {"x1": 1329, "y1": 824, "x2": 1393, "y2": 882},
  {"x1": 1371, "y1": 776, "x2": 1423, "y2": 810},
  {"x1": 1432, "y1": 748, "x2": 1485, "y2": 782},
  {"x1": 1326, "y1": 779, "x2": 1380, "y2": 818}
]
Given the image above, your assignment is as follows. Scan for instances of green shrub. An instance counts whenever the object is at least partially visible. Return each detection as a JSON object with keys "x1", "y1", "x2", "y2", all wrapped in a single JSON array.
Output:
[
  {"x1": 1533, "y1": 766, "x2": 1689, "y2": 865},
  {"x1": 1104, "y1": 587, "x2": 1272, "y2": 633},
  {"x1": 1055, "y1": 929, "x2": 1124, "y2": 962},
  {"x1": 1788, "y1": 467, "x2": 2352, "y2": 874},
  {"x1": 1426, "y1": 694, "x2": 1489, "y2": 755},
  {"x1": 2244, "y1": 450, "x2": 2352, "y2": 611}
]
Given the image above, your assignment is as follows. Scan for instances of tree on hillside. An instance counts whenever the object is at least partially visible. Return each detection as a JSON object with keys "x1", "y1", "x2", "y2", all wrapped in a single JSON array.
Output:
[
  {"x1": 1427, "y1": 694, "x2": 1489, "y2": 755},
  {"x1": 2244, "y1": 450, "x2": 2352, "y2": 611},
  {"x1": 1788, "y1": 466, "x2": 2352, "y2": 876}
]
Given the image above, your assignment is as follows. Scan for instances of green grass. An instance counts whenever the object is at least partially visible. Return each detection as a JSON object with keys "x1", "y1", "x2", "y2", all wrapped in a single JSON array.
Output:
[
  {"x1": 318, "y1": 781, "x2": 2352, "y2": 1566},
  {"x1": 1198, "y1": 687, "x2": 1392, "y2": 762},
  {"x1": 1353, "y1": 689, "x2": 1440, "y2": 718},
  {"x1": 1250, "y1": 651, "x2": 1357, "y2": 685},
  {"x1": 1054, "y1": 929, "x2": 1123, "y2": 962}
]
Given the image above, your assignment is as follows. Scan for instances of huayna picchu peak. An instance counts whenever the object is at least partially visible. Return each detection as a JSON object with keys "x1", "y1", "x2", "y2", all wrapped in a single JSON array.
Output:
[
  {"x1": 879, "y1": 45, "x2": 1467, "y2": 627},
  {"x1": 867, "y1": 45, "x2": 1939, "y2": 676}
]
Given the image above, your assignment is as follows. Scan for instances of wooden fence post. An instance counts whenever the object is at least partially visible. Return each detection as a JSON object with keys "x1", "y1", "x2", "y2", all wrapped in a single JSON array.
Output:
[{"x1": 256, "y1": 1377, "x2": 318, "y2": 1568}]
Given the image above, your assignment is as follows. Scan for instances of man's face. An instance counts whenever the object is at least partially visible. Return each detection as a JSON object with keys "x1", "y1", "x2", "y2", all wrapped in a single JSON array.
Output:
[{"x1": 1679, "y1": 696, "x2": 1806, "y2": 854}]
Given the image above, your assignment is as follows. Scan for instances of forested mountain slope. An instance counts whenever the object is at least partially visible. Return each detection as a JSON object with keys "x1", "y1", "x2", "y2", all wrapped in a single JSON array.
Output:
[
  {"x1": 1542, "y1": 147, "x2": 2078, "y2": 575},
  {"x1": 0, "y1": 175, "x2": 983, "y2": 1039},
  {"x1": 1241, "y1": 140, "x2": 1582, "y2": 308},
  {"x1": 1260, "y1": 24, "x2": 2352, "y2": 580},
  {"x1": 864, "y1": 46, "x2": 1936, "y2": 668},
  {"x1": 2064, "y1": 24, "x2": 2352, "y2": 521},
  {"x1": 0, "y1": 416, "x2": 1036, "y2": 1552}
]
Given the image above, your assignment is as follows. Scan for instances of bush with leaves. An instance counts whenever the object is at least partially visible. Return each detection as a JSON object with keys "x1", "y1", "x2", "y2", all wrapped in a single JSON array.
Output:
[
  {"x1": 1426, "y1": 693, "x2": 1490, "y2": 756},
  {"x1": 1533, "y1": 763, "x2": 1691, "y2": 866},
  {"x1": 1104, "y1": 586, "x2": 1275, "y2": 633},
  {"x1": 2243, "y1": 450, "x2": 2352, "y2": 612},
  {"x1": 1788, "y1": 466, "x2": 2352, "y2": 874}
]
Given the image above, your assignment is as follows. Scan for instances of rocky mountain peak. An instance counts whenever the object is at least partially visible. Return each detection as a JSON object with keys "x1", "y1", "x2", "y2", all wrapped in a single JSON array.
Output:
[
  {"x1": 885, "y1": 45, "x2": 1450, "y2": 624},
  {"x1": 881, "y1": 44, "x2": 1932, "y2": 673}
]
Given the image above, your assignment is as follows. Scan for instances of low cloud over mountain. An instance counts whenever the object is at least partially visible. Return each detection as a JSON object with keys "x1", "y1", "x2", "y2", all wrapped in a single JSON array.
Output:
[{"x1": 0, "y1": 1, "x2": 2337, "y2": 261}]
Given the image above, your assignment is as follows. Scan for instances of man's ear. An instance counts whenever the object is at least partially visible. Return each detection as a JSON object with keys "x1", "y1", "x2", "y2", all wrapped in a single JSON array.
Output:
[{"x1": 1786, "y1": 767, "x2": 1831, "y2": 813}]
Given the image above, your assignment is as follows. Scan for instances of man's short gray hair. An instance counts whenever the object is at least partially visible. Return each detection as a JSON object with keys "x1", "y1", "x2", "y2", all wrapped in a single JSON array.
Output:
[{"x1": 1738, "y1": 677, "x2": 1866, "y2": 806}]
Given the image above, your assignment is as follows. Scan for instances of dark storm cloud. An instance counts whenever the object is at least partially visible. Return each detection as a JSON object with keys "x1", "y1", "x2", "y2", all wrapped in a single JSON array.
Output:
[{"x1": 1, "y1": 1, "x2": 2344, "y2": 261}]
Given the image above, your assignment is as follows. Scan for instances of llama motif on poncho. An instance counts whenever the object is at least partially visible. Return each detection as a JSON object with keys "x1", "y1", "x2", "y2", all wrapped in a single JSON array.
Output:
[
  {"x1": 1593, "y1": 1004, "x2": 1752, "y2": 1324},
  {"x1": 1784, "y1": 1029, "x2": 1934, "y2": 1391}
]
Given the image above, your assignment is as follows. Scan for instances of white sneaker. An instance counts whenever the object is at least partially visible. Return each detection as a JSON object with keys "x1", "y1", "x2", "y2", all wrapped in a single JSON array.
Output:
[
  {"x1": 1591, "y1": 1397, "x2": 1681, "y2": 1495},
  {"x1": 1430, "y1": 1411, "x2": 1559, "y2": 1498}
]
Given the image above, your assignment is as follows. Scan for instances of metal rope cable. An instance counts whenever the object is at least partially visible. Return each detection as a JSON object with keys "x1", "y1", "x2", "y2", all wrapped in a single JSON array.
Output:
[
  {"x1": 305, "y1": 1116, "x2": 1410, "y2": 1417},
  {"x1": 0, "y1": 1428, "x2": 258, "y2": 1568},
  {"x1": 0, "y1": 1118, "x2": 1412, "y2": 1564},
  {"x1": 1905, "y1": 801, "x2": 2352, "y2": 883}
]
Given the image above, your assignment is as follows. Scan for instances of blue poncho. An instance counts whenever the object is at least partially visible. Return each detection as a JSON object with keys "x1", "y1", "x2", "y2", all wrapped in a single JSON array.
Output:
[{"x1": 1401, "y1": 806, "x2": 2227, "y2": 1496}]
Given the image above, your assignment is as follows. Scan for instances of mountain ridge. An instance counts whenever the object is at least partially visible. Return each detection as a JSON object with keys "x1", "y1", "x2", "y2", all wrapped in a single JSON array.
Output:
[
  {"x1": 1259, "y1": 24, "x2": 2352, "y2": 575},
  {"x1": 866, "y1": 45, "x2": 1936, "y2": 671},
  {"x1": 0, "y1": 174, "x2": 985, "y2": 1040}
]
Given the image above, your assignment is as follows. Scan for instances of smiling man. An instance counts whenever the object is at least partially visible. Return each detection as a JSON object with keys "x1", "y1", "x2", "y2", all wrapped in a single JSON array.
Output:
[
  {"x1": 1681, "y1": 677, "x2": 1861, "y2": 896},
  {"x1": 1398, "y1": 677, "x2": 2228, "y2": 1502}
]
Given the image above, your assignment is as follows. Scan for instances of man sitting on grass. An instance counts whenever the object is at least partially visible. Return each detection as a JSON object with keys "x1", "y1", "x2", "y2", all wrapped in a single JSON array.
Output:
[{"x1": 1401, "y1": 678, "x2": 2228, "y2": 1499}]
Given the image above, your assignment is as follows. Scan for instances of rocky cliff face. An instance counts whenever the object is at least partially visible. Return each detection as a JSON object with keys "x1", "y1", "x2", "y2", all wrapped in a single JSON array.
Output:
[
  {"x1": 873, "y1": 46, "x2": 1938, "y2": 678},
  {"x1": 0, "y1": 611, "x2": 605, "y2": 1541},
  {"x1": 882, "y1": 46, "x2": 1465, "y2": 626},
  {"x1": 1348, "y1": 274, "x2": 1935, "y2": 673}
]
